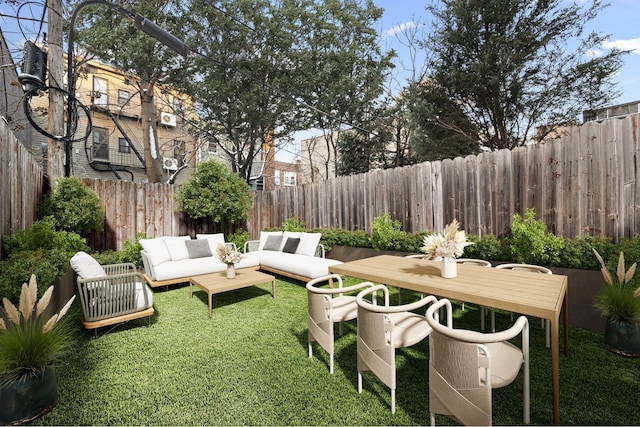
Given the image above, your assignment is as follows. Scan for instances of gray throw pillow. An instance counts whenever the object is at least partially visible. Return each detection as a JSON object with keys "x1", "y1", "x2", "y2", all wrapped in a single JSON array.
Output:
[
  {"x1": 282, "y1": 237, "x2": 300, "y2": 254},
  {"x1": 263, "y1": 235, "x2": 283, "y2": 251},
  {"x1": 185, "y1": 239, "x2": 213, "y2": 259}
]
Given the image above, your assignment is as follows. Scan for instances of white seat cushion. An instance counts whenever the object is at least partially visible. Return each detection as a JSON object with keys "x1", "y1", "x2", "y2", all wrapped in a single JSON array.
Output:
[
  {"x1": 388, "y1": 312, "x2": 432, "y2": 348},
  {"x1": 70, "y1": 251, "x2": 106, "y2": 279}
]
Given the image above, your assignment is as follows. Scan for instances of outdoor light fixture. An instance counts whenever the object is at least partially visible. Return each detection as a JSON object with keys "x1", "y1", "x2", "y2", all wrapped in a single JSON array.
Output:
[{"x1": 65, "y1": 0, "x2": 191, "y2": 176}]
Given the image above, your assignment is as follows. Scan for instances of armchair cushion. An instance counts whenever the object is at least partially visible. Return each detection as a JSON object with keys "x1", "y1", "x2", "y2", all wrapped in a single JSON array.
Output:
[
  {"x1": 185, "y1": 239, "x2": 213, "y2": 259},
  {"x1": 70, "y1": 251, "x2": 106, "y2": 279}
]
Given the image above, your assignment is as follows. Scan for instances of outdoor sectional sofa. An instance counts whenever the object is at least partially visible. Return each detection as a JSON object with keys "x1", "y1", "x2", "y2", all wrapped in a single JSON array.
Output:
[{"x1": 140, "y1": 232, "x2": 342, "y2": 288}]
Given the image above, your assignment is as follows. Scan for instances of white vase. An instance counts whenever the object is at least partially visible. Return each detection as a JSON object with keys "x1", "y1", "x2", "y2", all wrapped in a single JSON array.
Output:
[
  {"x1": 441, "y1": 257, "x2": 457, "y2": 278},
  {"x1": 226, "y1": 264, "x2": 236, "y2": 279}
]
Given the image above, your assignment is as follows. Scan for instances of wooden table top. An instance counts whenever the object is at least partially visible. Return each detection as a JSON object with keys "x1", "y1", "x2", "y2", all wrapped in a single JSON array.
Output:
[
  {"x1": 190, "y1": 269, "x2": 275, "y2": 294},
  {"x1": 329, "y1": 255, "x2": 568, "y2": 320}
]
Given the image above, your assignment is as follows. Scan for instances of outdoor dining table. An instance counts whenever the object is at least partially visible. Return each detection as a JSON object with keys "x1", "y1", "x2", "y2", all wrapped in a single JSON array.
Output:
[{"x1": 329, "y1": 254, "x2": 569, "y2": 424}]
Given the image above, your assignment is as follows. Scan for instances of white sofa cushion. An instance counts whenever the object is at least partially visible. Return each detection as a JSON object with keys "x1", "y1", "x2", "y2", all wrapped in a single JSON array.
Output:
[
  {"x1": 164, "y1": 235, "x2": 191, "y2": 261},
  {"x1": 140, "y1": 238, "x2": 172, "y2": 266},
  {"x1": 151, "y1": 256, "x2": 260, "y2": 281},
  {"x1": 258, "y1": 231, "x2": 283, "y2": 250},
  {"x1": 256, "y1": 251, "x2": 342, "y2": 279},
  {"x1": 296, "y1": 232, "x2": 322, "y2": 257},
  {"x1": 196, "y1": 233, "x2": 226, "y2": 253},
  {"x1": 70, "y1": 251, "x2": 106, "y2": 279}
]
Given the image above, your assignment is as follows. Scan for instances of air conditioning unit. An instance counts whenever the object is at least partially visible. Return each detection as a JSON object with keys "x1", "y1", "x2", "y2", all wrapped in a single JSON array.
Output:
[
  {"x1": 160, "y1": 112, "x2": 177, "y2": 127},
  {"x1": 163, "y1": 157, "x2": 179, "y2": 171}
]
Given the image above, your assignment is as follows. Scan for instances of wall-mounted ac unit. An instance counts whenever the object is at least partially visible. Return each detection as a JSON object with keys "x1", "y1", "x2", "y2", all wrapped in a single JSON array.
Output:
[
  {"x1": 160, "y1": 112, "x2": 177, "y2": 127},
  {"x1": 163, "y1": 157, "x2": 179, "y2": 171}
]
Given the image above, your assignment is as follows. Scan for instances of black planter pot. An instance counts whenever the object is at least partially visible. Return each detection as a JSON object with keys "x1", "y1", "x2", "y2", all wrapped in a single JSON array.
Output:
[
  {"x1": 0, "y1": 366, "x2": 58, "y2": 425},
  {"x1": 604, "y1": 318, "x2": 640, "y2": 357}
]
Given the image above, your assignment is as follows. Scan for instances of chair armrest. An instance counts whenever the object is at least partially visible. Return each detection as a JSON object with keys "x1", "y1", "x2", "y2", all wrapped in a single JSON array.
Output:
[
  {"x1": 244, "y1": 240, "x2": 260, "y2": 253},
  {"x1": 140, "y1": 251, "x2": 156, "y2": 280},
  {"x1": 315, "y1": 244, "x2": 326, "y2": 258},
  {"x1": 225, "y1": 242, "x2": 238, "y2": 251}
]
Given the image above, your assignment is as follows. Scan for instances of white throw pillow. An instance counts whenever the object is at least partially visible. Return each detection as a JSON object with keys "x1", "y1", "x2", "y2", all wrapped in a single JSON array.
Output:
[
  {"x1": 139, "y1": 238, "x2": 171, "y2": 266},
  {"x1": 70, "y1": 251, "x2": 106, "y2": 279},
  {"x1": 164, "y1": 236, "x2": 191, "y2": 261},
  {"x1": 296, "y1": 232, "x2": 321, "y2": 257},
  {"x1": 196, "y1": 233, "x2": 226, "y2": 254},
  {"x1": 257, "y1": 231, "x2": 283, "y2": 251}
]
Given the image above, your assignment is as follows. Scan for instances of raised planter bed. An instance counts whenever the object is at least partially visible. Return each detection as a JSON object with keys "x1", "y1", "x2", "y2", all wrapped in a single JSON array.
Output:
[{"x1": 327, "y1": 245, "x2": 605, "y2": 333}]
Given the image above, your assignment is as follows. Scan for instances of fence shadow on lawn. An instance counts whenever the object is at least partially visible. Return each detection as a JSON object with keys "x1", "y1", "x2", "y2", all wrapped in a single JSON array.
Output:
[{"x1": 35, "y1": 277, "x2": 640, "y2": 426}]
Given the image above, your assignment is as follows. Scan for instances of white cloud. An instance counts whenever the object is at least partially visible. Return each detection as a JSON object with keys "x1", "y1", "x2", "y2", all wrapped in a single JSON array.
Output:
[
  {"x1": 586, "y1": 48, "x2": 604, "y2": 58},
  {"x1": 382, "y1": 21, "x2": 417, "y2": 39},
  {"x1": 603, "y1": 38, "x2": 640, "y2": 54}
]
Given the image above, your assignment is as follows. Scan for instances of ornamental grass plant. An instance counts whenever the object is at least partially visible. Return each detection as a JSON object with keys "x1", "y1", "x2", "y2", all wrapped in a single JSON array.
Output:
[{"x1": 34, "y1": 276, "x2": 640, "y2": 425}]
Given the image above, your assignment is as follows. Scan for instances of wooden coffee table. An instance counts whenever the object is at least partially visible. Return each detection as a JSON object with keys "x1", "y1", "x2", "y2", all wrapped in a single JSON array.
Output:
[{"x1": 189, "y1": 269, "x2": 276, "y2": 318}]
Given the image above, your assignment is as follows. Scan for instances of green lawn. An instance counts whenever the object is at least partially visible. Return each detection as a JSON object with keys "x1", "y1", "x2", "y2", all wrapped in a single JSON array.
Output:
[{"x1": 36, "y1": 276, "x2": 640, "y2": 425}]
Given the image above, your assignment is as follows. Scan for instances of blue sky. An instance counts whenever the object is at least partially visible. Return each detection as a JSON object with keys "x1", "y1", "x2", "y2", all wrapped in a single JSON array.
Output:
[{"x1": 375, "y1": 0, "x2": 640, "y2": 104}]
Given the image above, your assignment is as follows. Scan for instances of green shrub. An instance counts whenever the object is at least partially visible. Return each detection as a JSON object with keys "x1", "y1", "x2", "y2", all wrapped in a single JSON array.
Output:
[
  {"x1": 463, "y1": 234, "x2": 509, "y2": 261},
  {"x1": 282, "y1": 217, "x2": 307, "y2": 231},
  {"x1": 318, "y1": 228, "x2": 372, "y2": 251},
  {"x1": 370, "y1": 213, "x2": 406, "y2": 250},
  {"x1": 91, "y1": 250, "x2": 121, "y2": 266},
  {"x1": 3, "y1": 217, "x2": 89, "y2": 257},
  {"x1": 38, "y1": 176, "x2": 105, "y2": 235},
  {"x1": 227, "y1": 229, "x2": 250, "y2": 252},
  {"x1": 119, "y1": 233, "x2": 146, "y2": 267},
  {"x1": 507, "y1": 208, "x2": 564, "y2": 265},
  {"x1": 559, "y1": 235, "x2": 615, "y2": 270},
  {"x1": 0, "y1": 248, "x2": 70, "y2": 302}
]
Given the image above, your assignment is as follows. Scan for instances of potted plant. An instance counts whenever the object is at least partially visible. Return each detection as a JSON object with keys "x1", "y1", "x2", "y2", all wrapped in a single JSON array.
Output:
[
  {"x1": 0, "y1": 274, "x2": 76, "y2": 424},
  {"x1": 593, "y1": 249, "x2": 640, "y2": 357}
]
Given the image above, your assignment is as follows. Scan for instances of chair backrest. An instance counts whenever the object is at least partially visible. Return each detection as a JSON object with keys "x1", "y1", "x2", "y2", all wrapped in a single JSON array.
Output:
[
  {"x1": 495, "y1": 263, "x2": 552, "y2": 274},
  {"x1": 456, "y1": 258, "x2": 491, "y2": 267}
]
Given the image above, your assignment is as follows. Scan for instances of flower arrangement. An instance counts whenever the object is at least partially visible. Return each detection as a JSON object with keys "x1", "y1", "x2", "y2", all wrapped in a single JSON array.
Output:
[
  {"x1": 0, "y1": 275, "x2": 76, "y2": 384},
  {"x1": 216, "y1": 243, "x2": 244, "y2": 265},
  {"x1": 420, "y1": 219, "x2": 473, "y2": 259}
]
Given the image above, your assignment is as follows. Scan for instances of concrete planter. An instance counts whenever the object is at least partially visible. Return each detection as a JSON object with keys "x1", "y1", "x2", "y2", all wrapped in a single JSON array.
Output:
[{"x1": 327, "y1": 246, "x2": 605, "y2": 333}]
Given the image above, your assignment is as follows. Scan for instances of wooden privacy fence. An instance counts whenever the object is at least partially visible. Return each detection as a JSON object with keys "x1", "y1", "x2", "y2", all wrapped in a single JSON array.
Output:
[
  {"x1": 249, "y1": 113, "x2": 640, "y2": 241},
  {"x1": 13, "y1": 112, "x2": 636, "y2": 252},
  {"x1": 0, "y1": 120, "x2": 44, "y2": 258}
]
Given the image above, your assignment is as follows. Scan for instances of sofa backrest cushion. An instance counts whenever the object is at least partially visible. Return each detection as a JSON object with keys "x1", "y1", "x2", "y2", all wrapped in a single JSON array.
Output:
[
  {"x1": 282, "y1": 237, "x2": 301, "y2": 254},
  {"x1": 71, "y1": 251, "x2": 106, "y2": 279},
  {"x1": 263, "y1": 234, "x2": 283, "y2": 251},
  {"x1": 196, "y1": 233, "x2": 226, "y2": 254},
  {"x1": 185, "y1": 239, "x2": 213, "y2": 259},
  {"x1": 296, "y1": 232, "x2": 322, "y2": 257},
  {"x1": 258, "y1": 231, "x2": 283, "y2": 251},
  {"x1": 164, "y1": 236, "x2": 191, "y2": 261},
  {"x1": 140, "y1": 238, "x2": 172, "y2": 266}
]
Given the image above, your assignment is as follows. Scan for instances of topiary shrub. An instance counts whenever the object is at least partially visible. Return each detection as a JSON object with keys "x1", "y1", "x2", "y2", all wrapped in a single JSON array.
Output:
[{"x1": 38, "y1": 176, "x2": 105, "y2": 235}]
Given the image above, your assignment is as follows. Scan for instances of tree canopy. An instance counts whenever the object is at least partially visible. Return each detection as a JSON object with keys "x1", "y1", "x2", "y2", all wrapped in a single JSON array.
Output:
[{"x1": 408, "y1": 0, "x2": 627, "y2": 153}]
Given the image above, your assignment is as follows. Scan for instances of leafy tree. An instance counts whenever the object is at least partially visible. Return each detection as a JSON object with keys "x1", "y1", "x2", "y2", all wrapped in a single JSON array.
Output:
[
  {"x1": 66, "y1": 0, "x2": 193, "y2": 182},
  {"x1": 293, "y1": 0, "x2": 395, "y2": 180},
  {"x1": 174, "y1": 160, "x2": 253, "y2": 228},
  {"x1": 38, "y1": 176, "x2": 105, "y2": 235},
  {"x1": 411, "y1": 0, "x2": 627, "y2": 152}
]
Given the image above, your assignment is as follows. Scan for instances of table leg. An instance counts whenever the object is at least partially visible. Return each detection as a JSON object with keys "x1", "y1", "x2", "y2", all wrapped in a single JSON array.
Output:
[
  {"x1": 563, "y1": 291, "x2": 569, "y2": 356},
  {"x1": 208, "y1": 292, "x2": 213, "y2": 318},
  {"x1": 550, "y1": 317, "x2": 560, "y2": 424},
  {"x1": 271, "y1": 279, "x2": 276, "y2": 297},
  {"x1": 189, "y1": 281, "x2": 193, "y2": 298}
]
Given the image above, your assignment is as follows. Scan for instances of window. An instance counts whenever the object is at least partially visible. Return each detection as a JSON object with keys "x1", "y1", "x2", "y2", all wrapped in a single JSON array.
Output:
[
  {"x1": 92, "y1": 127, "x2": 109, "y2": 160},
  {"x1": 283, "y1": 171, "x2": 296, "y2": 186},
  {"x1": 92, "y1": 76, "x2": 108, "y2": 106},
  {"x1": 117, "y1": 89, "x2": 130, "y2": 106},
  {"x1": 274, "y1": 170, "x2": 281, "y2": 186},
  {"x1": 118, "y1": 138, "x2": 130, "y2": 153},
  {"x1": 173, "y1": 98, "x2": 183, "y2": 114},
  {"x1": 208, "y1": 141, "x2": 217, "y2": 155}
]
